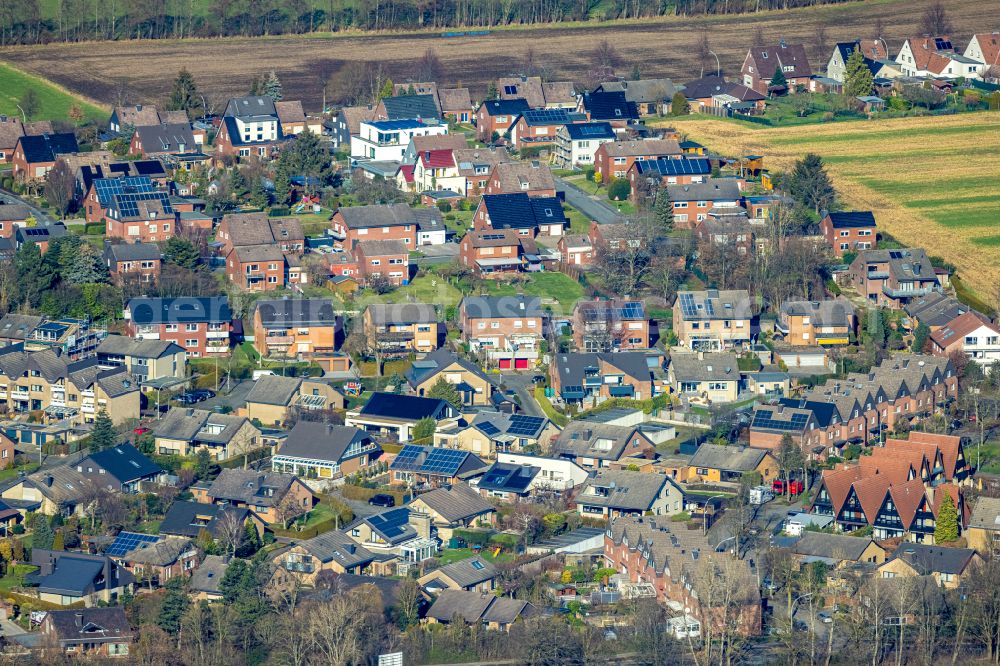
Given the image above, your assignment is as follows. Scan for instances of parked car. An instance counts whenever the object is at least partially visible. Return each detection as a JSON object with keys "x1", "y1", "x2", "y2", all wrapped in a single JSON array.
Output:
[
  {"x1": 133, "y1": 427, "x2": 150, "y2": 435},
  {"x1": 818, "y1": 611, "x2": 833, "y2": 624},
  {"x1": 175, "y1": 389, "x2": 215, "y2": 405},
  {"x1": 368, "y1": 494, "x2": 396, "y2": 508}
]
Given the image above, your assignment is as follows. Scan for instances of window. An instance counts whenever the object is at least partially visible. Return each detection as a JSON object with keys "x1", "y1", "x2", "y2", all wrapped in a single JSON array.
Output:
[
  {"x1": 186, "y1": 339, "x2": 199, "y2": 347},
  {"x1": 186, "y1": 323, "x2": 199, "y2": 332},
  {"x1": 165, "y1": 324, "x2": 178, "y2": 332},
  {"x1": 491, "y1": 322, "x2": 500, "y2": 329}
]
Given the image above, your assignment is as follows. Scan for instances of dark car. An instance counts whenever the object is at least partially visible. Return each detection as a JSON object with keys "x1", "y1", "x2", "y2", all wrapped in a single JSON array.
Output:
[
  {"x1": 175, "y1": 389, "x2": 216, "y2": 405},
  {"x1": 368, "y1": 493, "x2": 396, "y2": 508}
]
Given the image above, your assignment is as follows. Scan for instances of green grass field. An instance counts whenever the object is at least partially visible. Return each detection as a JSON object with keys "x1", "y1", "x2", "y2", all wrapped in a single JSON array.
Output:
[
  {"x1": 0, "y1": 62, "x2": 106, "y2": 124},
  {"x1": 485, "y1": 271, "x2": 585, "y2": 314}
]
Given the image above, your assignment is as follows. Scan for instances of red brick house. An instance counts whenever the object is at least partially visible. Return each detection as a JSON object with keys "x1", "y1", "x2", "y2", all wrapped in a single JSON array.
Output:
[
  {"x1": 593, "y1": 139, "x2": 681, "y2": 183},
  {"x1": 105, "y1": 192, "x2": 175, "y2": 243},
  {"x1": 741, "y1": 43, "x2": 813, "y2": 95},
  {"x1": 129, "y1": 123, "x2": 198, "y2": 158},
  {"x1": 558, "y1": 234, "x2": 593, "y2": 266},
  {"x1": 354, "y1": 239, "x2": 410, "y2": 286},
  {"x1": 0, "y1": 203, "x2": 32, "y2": 237},
  {"x1": 331, "y1": 204, "x2": 444, "y2": 250},
  {"x1": 460, "y1": 228, "x2": 540, "y2": 278},
  {"x1": 84, "y1": 175, "x2": 162, "y2": 223},
  {"x1": 215, "y1": 96, "x2": 285, "y2": 160},
  {"x1": 665, "y1": 178, "x2": 744, "y2": 229},
  {"x1": 484, "y1": 161, "x2": 556, "y2": 197},
  {"x1": 11, "y1": 133, "x2": 79, "y2": 181},
  {"x1": 216, "y1": 211, "x2": 305, "y2": 257},
  {"x1": 124, "y1": 296, "x2": 232, "y2": 358},
  {"x1": 226, "y1": 244, "x2": 286, "y2": 292},
  {"x1": 820, "y1": 211, "x2": 877, "y2": 257},
  {"x1": 103, "y1": 242, "x2": 162, "y2": 285},
  {"x1": 473, "y1": 192, "x2": 567, "y2": 237},
  {"x1": 475, "y1": 99, "x2": 530, "y2": 143},
  {"x1": 849, "y1": 248, "x2": 940, "y2": 309},
  {"x1": 0, "y1": 116, "x2": 53, "y2": 164}
]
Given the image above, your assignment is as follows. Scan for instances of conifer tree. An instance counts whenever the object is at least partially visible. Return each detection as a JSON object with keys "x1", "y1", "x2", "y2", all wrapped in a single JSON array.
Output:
[
  {"x1": 934, "y1": 492, "x2": 959, "y2": 543},
  {"x1": 844, "y1": 49, "x2": 874, "y2": 98}
]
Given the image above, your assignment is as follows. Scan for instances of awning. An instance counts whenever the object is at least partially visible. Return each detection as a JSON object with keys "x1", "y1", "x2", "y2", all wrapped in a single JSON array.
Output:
[
  {"x1": 562, "y1": 390, "x2": 585, "y2": 400},
  {"x1": 816, "y1": 337, "x2": 849, "y2": 345},
  {"x1": 609, "y1": 385, "x2": 635, "y2": 397},
  {"x1": 476, "y1": 258, "x2": 522, "y2": 268}
]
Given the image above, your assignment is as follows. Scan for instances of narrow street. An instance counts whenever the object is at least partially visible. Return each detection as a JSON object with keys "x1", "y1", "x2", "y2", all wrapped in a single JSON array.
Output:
[
  {"x1": 0, "y1": 187, "x2": 56, "y2": 226},
  {"x1": 500, "y1": 372, "x2": 545, "y2": 417},
  {"x1": 555, "y1": 176, "x2": 623, "y2": 225}
]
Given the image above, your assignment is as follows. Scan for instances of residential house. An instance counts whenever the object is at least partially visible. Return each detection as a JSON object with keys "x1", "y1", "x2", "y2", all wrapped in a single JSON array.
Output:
[
  {"x1": 666, "y1": 178, "x2": 743, "y2": 229},
  {"x1": 193, "y1": 469, "x2": 315, "y2": 525},
  {"x1": 896, "y1": 36, "x2": 983, "y2": 79},
  {"x1": 243, "y1": 375, "x2": 345, "y2": 426},
  {"x1": 74, "y1": 443, "x2": 162, "y2": 494},
  {"x1": 475, "y1": 98, "x2": 530, "y2": 142},
  {"x1": 905, "y1": 292, "x2": 974, "y2": 332},
  {"x1": 694, "y1": 216, "x2": 753, "y2": 254},
  {"x1": 473, "y1": 192, "x2": 567, "y2": 236},
  {"x1": 160, "y1": 501, "x2": 266, "y2": 540},
  {"x1": 1, "y1": 465, "x2": 90, "y2": 516},
  {"x1": 96, "y1": 335, "x2": 184, "y2": 383},
  {"x1": 460, "y1": 228, "x2": 542, "y2": 278},
  {"x1": 272, "y1": 422, "x2": 380, "y2": 480},
  {"x1": 820, "y1": 211, "x2": 877, "y2": 257},
  {"x1": 509, "y1": 108, "x2": 587, "y2": 150},
  {"x1": 572, "y1": 299, "x2": 649, "y2": 351},
  {"x1": 411, "y1": 148, "x2": 464, "y2": 193},
  {"x1": 39, "y1": 607, "x2": 133, "y2": 658},
  {"x1": 967, "y1": 496, "x2": 1000, "y2": 555},
  {"x1": 435, "y1": 413, "x2": 556, "y2": 459},
  {"x1": 627, "y1": 156, "x2": 711, "y2": 192},
  {"x1": 28, "y1": 549, "x2": 135, "y2": 606},
  {"x1": 594, "y1": 138, "x2": 682, "y2": 182},
  {"x1": 408, "y1": 483, "x2": 496, "y2": 541},
  {"x1": 672, "y1": 289, "x2": 753, "y2": 350},
  {"x1": 103, "y1": 190, "x2": 175, "y2": 243},
  {"x1": 11, "y1": 132, "x2": 79, "y2": 181},
  {"x1": 497, "y1": 76, "x2": 576, "y2": 109},
  {"x1": 376, "y1": 93, "x2": 442, "y2": 122},
  {"x1": 419, "y1": 556, "x2": 498, "y2": 593},
  {"x1": 553, "y1": 122, "x2": 616, "y2": 169},
  {"x1": 0, "y1": 202, "x2": 33, "y2": 237},
  {"x1": 437, "y1": 87, "x2": 474, "y2": 122},
  {"x1": 475, "y1": 452, "x2": 588, "y2": 499},
  {"x1": 274, "y1": 100, "x2": 319, "y2": 135},
  {"x1": 576, "y1": 468, "x2": 683, "y2": 519},
  {"x1": 605, "y1": 516, "x2": 761, "y2": 635},
  {"x1": 344, "y1": 507, "x2": 439, "y2": 565},
  {"x1": 742, "y1": 42, "x2": 814, "y2": 94},
  {"x1": 425, "y1": 590, "x2": 534, "y2": 631},
  {"x1": 332, "y1": 104, "x2": 378, "y2": 149},
  {"x1": 682, "y1": 75, "x2": 766, "y2": 113},
  {"x1": 109, "y1": 533, "x2": 197, "y2": 587},
  {"x1": 686, "y1": 443, "x2": 778, "y2": 484},
  {"x1": 826, "y1": 40, "x2": 890, "y2": 82},
  {"x1": 405, "y1": 348, "x2": 497, "y2": 406},
  {"x1": 595, "y1": 79, "x2": 679, "y2": 115},
  {"x1": 153, "y1": 408, "x2": 263, "y2": 460},
  {"x1": 251, "y1": 298, "x2": 339, "y2": 359},
  {"x1": 388, "y1": 444, "x2": 488, "y2": 492},
  {"x1": 790, "y1": 531, "x2": 887, "y2": 567},
  {"x1": 930, "y1": 311, "x2": 1000, "y2": 371},
  {"x1": 552, "y1": 421, "x2": 655, "y2": 469},
  {"x1": 776, "y1": 298, "x2": 856, "y2": 347},
  {"x1": 363, "y1": 303, "x2": 440, "y2": 356},
  {"x1": 0, "y1": 314, "x2": 100, "y2": 360},
  {"x1": 877, "y1": 543, "x2": 981, "y2": 589},
  {"x1": 351, "y1": 118, "x2": 448, "y2": 161},
  {"x1": 454, "y1": 147, "x2": 513, "y2": 196},
  {"x1": 0, "y1": 433, "x2": 14, "y2": 471},
  {"x1": 557, "y1": 234, "x2": 593, "y2": 266},
  {"x1": 277, "y1": 530, "x2": 376, "y2": 584},
  {"x1": 484, "y1": 161, "x2": 556, "y2": 197},
  {"x1": 83, "y1": 174, "x2": 161, "y2": 223},
  {"x1": 668, "y1": 351, "x2": 741, "y2": 403},
  {"x1": 965, "y1": 33, "x2": 1000, "y2": 78},
  {"x1": 354, "y1": 239, "x2": 411, "y2": 286},
  {"x1": 588, "y1": 219, "x2": 651, "y2": 251},
  {"x1": 124, "y1": 296, "x2": 231, "y2": 358},
  {"x1": 330, "y1": 203, "x2": 444, "y2": 249},
  {"x1": 578, "y1": 91, "x2": 639, "y2": 127},
  {"x1": 849, "y1": 248, "x2": 940, "y2": 308},
  {"x1": 226, "y1": 244, "x2": 286, "y2": 292},
  {"x1": 103, "y1": 242, "x2": 161, "y2": 285},
  {"x1": 109, "y1": 104, "x2": 187, "y2": 132},
  {"x1": 0, "y1": 115, "x2": 52, "y2": 164},
  {"x1": 550, "y1": 351, "x2": 667, "y2": 407},
  {"x1": 129, "y1": 123, "x2": 198, "y2": 158},
  {"x1": 215, "y1": 95, "x2": 285, "y2": 159},
  {"x1": 348, "y1": 393, "x2": 459, "y2": 444},
  {"x1": 459, "y1": 295, "x2": 545, "y2": 370},
  {"x1": 15, "y1": 223, "x2": 68, "y2": 252},
  {"x1": 189, "y1": 555, "x2": 229, "y2": 601},
  {"x1": 216, "y1": 211, "x2": 304, "y2": 257}
]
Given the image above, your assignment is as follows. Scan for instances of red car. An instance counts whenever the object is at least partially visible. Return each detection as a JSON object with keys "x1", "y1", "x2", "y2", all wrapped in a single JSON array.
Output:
[
  {"x1": 772, "y1": 479, "x2": 804, "y2": 496},
  {"x1": 133, "y1": 427, "x2": 150, "y2": 436}
]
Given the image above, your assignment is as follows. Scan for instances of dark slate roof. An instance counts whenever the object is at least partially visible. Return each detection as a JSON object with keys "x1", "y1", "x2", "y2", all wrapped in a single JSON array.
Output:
[
  {"x1": 126, "y1": 297, "x2": 231, "y2": 325},
  {"x1": 16, "y1": 223, "x2": 68, "y2": 244},
  {"x1": 97, "y1": 335, "x2": 182, "y2": 360},
  {"x1": 825, "y1": 211, "x2": 877, "y2": 229},
  {"x1": 189, "y1": 555, "x2": 229, "y2": 595},
  {"x1": 887, "y1": 543, "x2": 977, "y2": 575},
  {"x1": 688, "y1": 443, "x2": 766, "y2": 472},
  {"x1": 666, "y1": 178, "x2": 743, "y2": 202},
  {"x1": 44, "y1": 607, "x2": 132, "y2": 643},
  {"x1": 776, "y1": 397, "x2": 838, "y2": 428},
  {"x1": 366, "y1": 303, "x2": 437, "y2": 326},
  {"x1": 103, "y1": 242, "x2": 161, "y2": 263},
  {"x1": 428, "y1": 556, "x2": 497, "y2": 589},
  {"x1": 245, "y1": 375, "x2": 302, "y2": 406},
  {"x1": 580, "y1": 91, "x2": 639, "y2": 122},
  {"x1": 390, "y1": 444, "x2": 487, "y2": 478},
  {"x1": 221, "y1": 116, "x2": 282, "y2": 147},
  {"x1": 17, "y1": 132, "x2": 79, "y2": 163},
  {"x1": 82, "y1": 444, "x2": 161, "y2": 485},
  {"x1": 160, "y1": 501, "x2": 255, "y2": 538},
  {"x1": 793, "y1": 532, "x2": 878, "y2": 562},
  {"x1": 480, "y1": 99, "x2": 530, "y2": 117},
  {"x1": 277, "y1": 423, "x2": 375, "y2": 463},
  {"x1": 476, "y1": 461, "x2": 540, "y2": 494},
  {"x1": 254, "y1": 298, "x2": 336, "y2": 328},
  {"x1": 555, "y1": 351, "x2": 659, "y2": 388},
  {"x1": 682, "y1": 76, "x2": 766, "y2": 102},
  {"x1": 225, "y1": 95, "x2": 278, "y2": 119},
  {"x1": 382, "y1": 94, "x2": 441, "y2": 120},
  {"x1": 412, "y1": 482, "x2": 494, "y2": 523},
  {"x1": 360, "y1": 392, "x2": 452, "y2": 420},
  {"x1": 405, "y1": 347, "x2": 494, "y2": 389},
  {"x1": 134, "y1": 123, "x2": 196, "y2": 153},
  {"x1": 0, "y1": 313, "x2": 42, "y2": 340},
  {"x1": 633, "y1": 156, "x2": 712, "y2": 177},
  {"x1": 460, "y1": 295, "x2": 544, "y2": 320},
  {"x1": 482, "y1": 193, "x2": 567, "y2": 231},
  {"x1": 297, "y1": 530, "x2": 376, "y2": 568},
  {"x1": 206, "y1": 469, "x2": 299, "y2": 508},
  {"x1": 336, "y1": 203, "x2": 443, "y2": 230},
  {"x1": 349, "y1": 507, "x2": 419, "y2": 545},
  {"x1": 564, "y1": 122, "x2": 616, "y2": 140}
]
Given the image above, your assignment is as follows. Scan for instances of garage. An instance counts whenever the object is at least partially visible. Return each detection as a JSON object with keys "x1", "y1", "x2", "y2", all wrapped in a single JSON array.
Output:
[
  {"x1": 498, "y1": 359, "x2": 512, "y2": 370},
  {"x1": 514, "y1": 358, "x2": 530, "y2": 370}
]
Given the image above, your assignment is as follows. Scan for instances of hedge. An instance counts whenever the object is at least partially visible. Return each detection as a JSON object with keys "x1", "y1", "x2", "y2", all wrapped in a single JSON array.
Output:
[
  {"x1": 453, "y1": 529, "x2": 495, "y2": 547},
  {"x1": 4, "y1": 590, "x2": 85, "y2": 611},
  {"x1": 269, "y1": 517, "x2": 340, "y2": 540},
  {"x1": 339, "y1": 483, "x2": 409, "y2": 505},
  {"x1": 84, "y1": 222, "x2": 106, "y2": 235}
]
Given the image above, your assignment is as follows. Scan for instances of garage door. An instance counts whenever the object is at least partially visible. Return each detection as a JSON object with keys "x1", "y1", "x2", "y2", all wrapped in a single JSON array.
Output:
[
  {"x1": 514, "y1": 358, "x2": 529, "y2": 369},
  {"x1": 498, "y1": 359, "x2": 512, "y2": 369}
]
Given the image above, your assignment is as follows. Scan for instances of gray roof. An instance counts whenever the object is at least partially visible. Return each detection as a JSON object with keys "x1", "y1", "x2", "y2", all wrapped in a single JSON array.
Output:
[
  {"x1": 669, "y1": 352, "x2": 740, "y2": 382},
  {"x1": 666, "y1": 177, "x2": 743, "y2": 202},
  {"x1": 245, "y1": 375, "x2": 302, "y2": 406},
  {"x1": 189, "y1": 555, "x2": 229, "y2": 595},
  {"x1": 134, "y1": 123, "x2": 196, "y2": 153},
  {"x1": 355, "y1": 238, "x2": 408, "y2": 256},
  {"x1": 780, "y1": 298, "x2": 854, "y2": 327},
  {"x1": 367, "y1": 303, "x2": 437, "y2": 326},
  {"x1": 153, "y1": 407, "x2": 250, "y2": 445},
  {"x1": 857, "y1": 247, "x2": 936, "y2": 283},
  {"x1": 412, "y1": 483, "x2": 494, "y2": 523},
  {"x1": 277, "y1": 423, "x2": 374, "y2": 463},
  {"x1": 554, "y1": 422, "x2": 650, "y2": 461},
  {"x1": 206, "y1": 469, "x2": 301, "y2": 508},
  {"x1": 0, "y1": 313, "x2": 42, "y2": 340},
  {"x1": 688, "y1": 443, "x2": 767, "y2": 472},
  {"x1": 298, "y1": 530, "x2": 376, "y2": 569},
  {"x1": 578, "y1": 469, "x2": 669, "y2": 511},
  {"x1": 0, "y1": 203, "x2": 32, "y2": 221},
  {"x1": 336, "y1": 203, "x2": 442, "y2": 230},
  {"x1": 793, "y1": 532, "x2": 877, "y2": 562},
  {"x1": 122, "y1": 536, "x2": 192, "y2": 567},
  {"x1": 968, "y1": 497, "x2": 1000, "y2": 532},
  {"x1": 555, "y1": 351, "x2": 659, "y2": 389},
  {"x1": 24, "y1": 466, "x2": 90, "y2": 505},
  {"x1": 460, "y1": 295, "x2": 544, "y2": 320},
  {"x1": 673, "y1": 289, "x2": 752, "y2": 321},
  {"x1": 226, "y1": 95, "x2": 278, "y2": 119},
  {"x1": 905, "y1": 292, "x2": 972, "y2": 328},
  {"x1": 426, "y1": 589, "x2": 532, "y2": 625},
  {"x1": 428, "y1": 556, "x2": 497, "y2": 589},
  {"x1": 406, "y1": 348, "x2": 495, "y2": 389},
  {"x1": 103, "y1": 242, "x2": 161, "y2": 263},
  {"x1": 97, "y1": 334, "x2": 183, "y2": 360},
  {"x1": 886, "y1": 543, "x2": 977, "y2": 575},
  {"x1": 254, "y1": 298, "x2": 336, "y2": 328},
  {"x1": 597, "y1": 78, "x2": 678, "y2": 103}
]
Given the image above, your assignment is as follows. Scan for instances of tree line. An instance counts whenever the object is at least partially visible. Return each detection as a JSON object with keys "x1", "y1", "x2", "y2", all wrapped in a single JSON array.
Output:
[{"x1": 0, "y1": 0, "x2": 855, "y2": 45}]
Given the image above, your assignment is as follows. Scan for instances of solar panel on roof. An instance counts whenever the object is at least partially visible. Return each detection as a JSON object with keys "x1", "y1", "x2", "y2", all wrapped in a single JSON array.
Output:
[
  {"x1": 478, "y1": 422, "x2": 501, "y2": 437},
  {"x1": 679, "y1": 293, "x2": 697, "y2": 317},
  {"x1": 106, "y1": 531, "x2": 159, "y2": 557},
  {"x1": 94, "y1": 176, "x2": 156, "y2": 206},
  {"x1": 617, "y1": 301, "x2": 644, "y2": 319},
  {"x1": 507, "y1": 415, "x2": 544, "y2": 436}
]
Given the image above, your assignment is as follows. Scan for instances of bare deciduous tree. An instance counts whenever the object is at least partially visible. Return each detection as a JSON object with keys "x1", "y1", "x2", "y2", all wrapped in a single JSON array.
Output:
[{"x1": 920, "y1": 1, "x2": 952, "y2": 36}]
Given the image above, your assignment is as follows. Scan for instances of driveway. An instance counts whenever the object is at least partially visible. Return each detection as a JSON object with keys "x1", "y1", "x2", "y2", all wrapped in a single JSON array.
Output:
[
  {"x1": 555, "y1": 176, "x2": 623, "y2": 225},
  {"x1": 199, "y1": 379, "x2": 254, "y2": 411},
  {"x1": 0, "y1": 188, "x2": 56, "y2": 226},
  {"x1": 413, "y1": 243, "x2": 460, "y2": 266},
  {"x1": 500, "y1": 372, "x2": 544, "y2": 418}
]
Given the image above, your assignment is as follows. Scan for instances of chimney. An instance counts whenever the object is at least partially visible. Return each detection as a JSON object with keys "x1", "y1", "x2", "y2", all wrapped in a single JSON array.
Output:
[
  {"x1": 257, "y1": 475, "x2": 265, "y2": 487},
  {"x1": 75, "y1": 612, "x2": 84, "y2": 627},
  {"x1": 410, "y1": 511, "x2": 432, "y2": 539},
  {"x1": 45, "y1": 475, "x2": 54, "y2": 487}
]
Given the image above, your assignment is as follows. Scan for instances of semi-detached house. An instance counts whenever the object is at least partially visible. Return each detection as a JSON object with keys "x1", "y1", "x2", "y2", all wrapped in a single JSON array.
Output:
[
  {"x1": 459, "y1": 295, "x2": 545, "y2": 370},
  {"x1": 124, "y1": 296, "x2": 232, "y2": 358}
]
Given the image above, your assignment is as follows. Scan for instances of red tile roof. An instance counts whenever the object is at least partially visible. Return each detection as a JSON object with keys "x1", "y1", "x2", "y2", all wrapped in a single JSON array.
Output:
[
  {"x1": 419, "y1": 149, "x2": 455, "y2": 169},
  {"x1": 889, "y1": 432, "x2": 965, "y2": 481}
]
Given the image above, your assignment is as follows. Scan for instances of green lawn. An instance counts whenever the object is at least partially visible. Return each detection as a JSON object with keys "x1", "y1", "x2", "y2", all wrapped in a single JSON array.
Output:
[
  {"x1": 563, "y1": 204, "x2": 591, "y2": 234},
  {"x1": 366, "y1": 274, "x2": 465, "y2": 309},
  {"x1": 436, "y1": 547, "x2": 514, "y2": 565},
  {"x1": 534, "y1": 387, "x2": 570, "y2": 427},
  {"x1": 485, "y1": 271, "x2": 585, "y2": 315},
  {"x1": 0, "y1": 63, "x2": 106, "y2": 124}
]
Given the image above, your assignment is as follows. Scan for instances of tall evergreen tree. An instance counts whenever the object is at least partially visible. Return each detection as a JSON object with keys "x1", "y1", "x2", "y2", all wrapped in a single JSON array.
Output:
[
  {"x1": 168, "y1": 68, "x2": 200, "y2": 117},
  {"x1": 427, "y1": 377, "x2": 463, "y2": 409},
  {"x1": 784, "y1": 153, "x2": 836, "y2": 214},
  {"x1": 654, "y1": 189, "x2": 674, "y2": 231},
  {"x1": 867, "y1": 308, "x2": 886, "y2": 350},
  {"x1": 65, "y1": 245, "x2": 110, "y2": 284},
  {"x1": 163, "y1": 237, "x2": 200, "y2": 269},
  {"x1": 912, "y1": 321, "x2": 931, "y2": 352},
  {"x1": 263, "y1": 71, "x2": 283, "y2": 101},
  {"x1": 934, "y1": 492, "x2": 959, "y2": 542},
  {"x1": 844, "y1": 49, "x2": 874, "y2": 98},
  {"x1": 90, "y1": 409, "x2": 117, "y2": 452},
  {"x1": 32, "y1": 515, "x2": 54, "y2": 550},
  {"x1": 157, "y1": 577, "x2": 190, "y2": 634},
  {"x1": 670, "y1": 91, "x2": 689, "y2": 116},
  {"x1": 769, "y1": 64, "x2": 787, "y2": 90}
]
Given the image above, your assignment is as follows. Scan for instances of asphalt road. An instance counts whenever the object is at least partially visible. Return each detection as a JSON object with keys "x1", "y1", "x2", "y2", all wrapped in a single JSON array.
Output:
[
  {"x1": 500, "y1": 372, "x2": 544, "y2": 418},
  {"x1": 0, "y1": 188, "x2": 56, "y2": 226},
  {"x1": 555, "y1": 176, "x2": 624, "y2": 225}
]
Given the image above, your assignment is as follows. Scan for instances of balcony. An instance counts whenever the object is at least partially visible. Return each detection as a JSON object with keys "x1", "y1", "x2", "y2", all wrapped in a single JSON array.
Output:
[
  {"x1": 284, "y1": 562, "x2": 314, "y2": 574},
  {"x1": 10, "y1": 391, "x2": 29, "y2": 400},
  {"x1": 882, "y1": 284, "x2": 938, "y2": 299},
  {"x1": 205, "y1": 345, "x2": 230, "y2": 354},
  {"x1": 866, "y1": 271, "x2": 889, "y2": 279},
  {"x1": 265, "y1": 336, "x2": 294, "y2": 346},
  {"x1": 205, "y1": 331, "x2": 229, "y2": 339}
]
